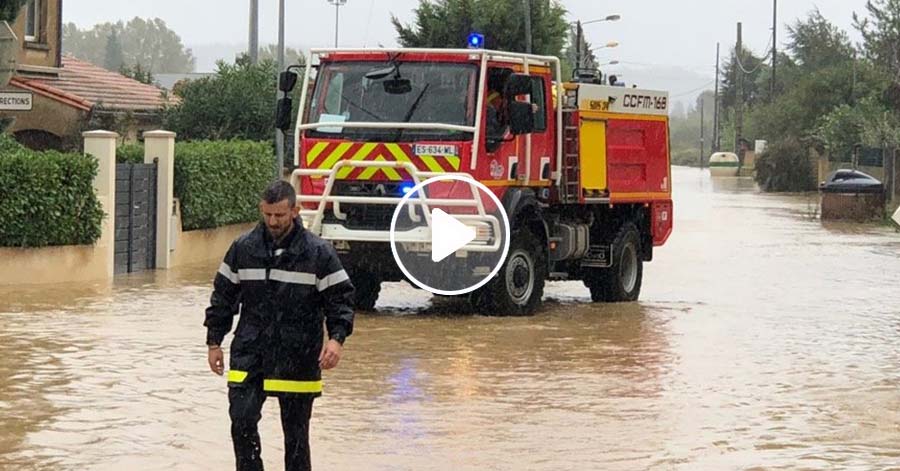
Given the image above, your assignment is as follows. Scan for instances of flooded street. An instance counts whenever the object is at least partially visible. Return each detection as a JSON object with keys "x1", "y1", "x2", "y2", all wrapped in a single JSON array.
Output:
[{"x1": 2, "y1": 167, "x2": 900, "y2": 470}]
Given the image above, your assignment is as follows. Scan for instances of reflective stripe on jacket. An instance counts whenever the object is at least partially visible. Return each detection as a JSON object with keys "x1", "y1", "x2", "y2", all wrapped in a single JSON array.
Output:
[{"x1": 204, "y1": 220, "x2": 355, "y2": 396}]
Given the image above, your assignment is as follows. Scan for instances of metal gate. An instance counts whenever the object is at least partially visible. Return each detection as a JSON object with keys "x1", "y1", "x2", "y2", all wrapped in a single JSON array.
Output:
[{"x1": 115, "y1": 163, "x2": 157, "y2": 274}]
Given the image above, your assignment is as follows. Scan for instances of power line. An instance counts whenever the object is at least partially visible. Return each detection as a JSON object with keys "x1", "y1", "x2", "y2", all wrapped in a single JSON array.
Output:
[{"x1": 734, "y1": 34, "x2": 773, "y2": 75}]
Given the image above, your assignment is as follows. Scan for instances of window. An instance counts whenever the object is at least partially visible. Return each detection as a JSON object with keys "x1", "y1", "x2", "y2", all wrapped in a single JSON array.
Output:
[
  {"x1": 308, "y1": 61, "x2": 477, "y2": 141},
  {"x1": 24, "y1": 0, "x2": 40, "y2": 42},
  {"x1": 530, "y1": 76, "x2": 547, "y2": 132}
]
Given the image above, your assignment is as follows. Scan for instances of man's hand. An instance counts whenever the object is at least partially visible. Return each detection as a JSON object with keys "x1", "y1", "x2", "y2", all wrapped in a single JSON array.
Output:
[
  {"x1": 208, "y1": 346, "x2": 224, "y2": 376},
  {"x1": 319, "y1": 339, "x2": 343, "y2": 370}
]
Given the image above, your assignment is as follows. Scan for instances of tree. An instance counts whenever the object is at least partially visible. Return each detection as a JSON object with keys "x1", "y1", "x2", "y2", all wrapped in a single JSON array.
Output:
[
  {"x1": 789, "y1": 8, "x2": 855, "y2": 72},
  {"x1": 104, "y1": 30, "x2": 124, "y2": 72},
  {"x1": 392, "y1": 0, "x2": 569, "y2": 58},
  {"x1": 120, "y1": 62, "x2": 154, "y2": 85},
  {"x1": 257, "y1": 44, "x2": 305, "y2": 67},
  {"x1": 719, "y1": 46, "x2": 768, "y2": 110},
  {"x1": 854, "y1": 0, "x2": 900, "y2": 81},
  {"x1": 63, "y1": 18, "x2": 195, "y2": 73},
  {"x1": 0, "y1": 0, "x2": 26, "y2": 22},
  {"x1": 164, "y1": 55, "x2": 277, "y2": 142}
]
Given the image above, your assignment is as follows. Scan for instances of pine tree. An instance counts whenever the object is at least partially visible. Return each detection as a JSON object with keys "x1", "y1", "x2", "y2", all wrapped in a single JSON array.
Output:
[{"x1": 103, "y1": 29, "x2": 124, "y2": 72}]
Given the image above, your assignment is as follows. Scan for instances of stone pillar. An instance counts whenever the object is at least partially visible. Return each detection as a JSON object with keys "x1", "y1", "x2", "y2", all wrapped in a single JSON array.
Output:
[
  {"x1": 83, "y1": 130, "x2": 119, "y2": 279},
  {"x1": 144, "y1": 130, "x2": 177, "y2": 269}
]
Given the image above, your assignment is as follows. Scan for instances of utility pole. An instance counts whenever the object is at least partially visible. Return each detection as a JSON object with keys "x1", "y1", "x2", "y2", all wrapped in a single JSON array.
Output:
[
  {"x1": 700, "y1": 97, "x2": 706, "y2": 168},
  {"x1": 523, "y1": 0, "x2": 533, "y2": 54},
  {"x1": 248, "y1": 0, "x2": 259, "y2": 64},
  {"x1": 575, "y1": 20, "x2": 583, "y2": 71},
  {"x1": 275, "y1": 0, "x2": 286, "y2": 178},
  {"x1": 713, "y1": 42, "x2": 720, "y2": 153},
  {"x1": 735, "y1": 22, "x2": 744, "y2": 158},
  {"x1": 771, "y1": 0, "x2": 777, "y2": 99},
  {"x1": 277, "y1": 0, "x2": 285, "y2": 69}
]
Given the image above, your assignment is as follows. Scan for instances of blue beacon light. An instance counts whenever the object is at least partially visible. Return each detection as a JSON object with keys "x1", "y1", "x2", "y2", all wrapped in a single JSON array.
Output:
[{"x1": 467, "y1": 33, "x2": 485, "y2": 49}]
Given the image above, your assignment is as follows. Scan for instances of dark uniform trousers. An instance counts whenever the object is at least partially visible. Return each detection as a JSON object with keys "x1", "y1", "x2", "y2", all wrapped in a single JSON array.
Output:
[{"x1": 229, "y1": 380, "x2": 315, "y2": 471}]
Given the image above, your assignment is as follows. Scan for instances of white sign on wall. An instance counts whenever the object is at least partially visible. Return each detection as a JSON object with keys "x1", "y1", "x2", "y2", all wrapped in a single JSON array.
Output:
[{"x1": 0, "y1": 92, "x2": 33, "y2": 111}]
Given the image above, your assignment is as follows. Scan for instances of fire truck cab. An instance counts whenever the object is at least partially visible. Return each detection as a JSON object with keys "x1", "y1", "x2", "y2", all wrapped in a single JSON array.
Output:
[{"x1": 277, "y1": 48, "x2": 673, "y2": 315}]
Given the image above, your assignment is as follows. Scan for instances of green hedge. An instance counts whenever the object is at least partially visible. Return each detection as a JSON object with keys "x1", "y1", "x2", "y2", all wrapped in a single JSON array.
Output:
[
  {"x1": 174, "y1": 140, "x2": 274, "y2": 231},
  {"x1": 117, "y1": 143, "x2": 144, "y2": 164},
  {"x1": 0, "y1": 135, "x2": 104, "y2": 248}
]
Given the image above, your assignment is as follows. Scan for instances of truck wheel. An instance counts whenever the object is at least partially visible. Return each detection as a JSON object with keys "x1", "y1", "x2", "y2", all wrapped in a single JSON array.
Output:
[
  {"x1": 351, "y1": 271, "x2": 381, "y2": 311},
  {"x1": 473, "y1": 230, "x2": 546, "y2": 316},
  {"x1": 584, "y1": 223, "x2": 643, "y2": 303}
]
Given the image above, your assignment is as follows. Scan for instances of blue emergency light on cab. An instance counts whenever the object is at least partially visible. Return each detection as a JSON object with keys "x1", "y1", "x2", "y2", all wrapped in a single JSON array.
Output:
[{"x1": 467, "y1": 33, "x2": 485, "y2": 49}]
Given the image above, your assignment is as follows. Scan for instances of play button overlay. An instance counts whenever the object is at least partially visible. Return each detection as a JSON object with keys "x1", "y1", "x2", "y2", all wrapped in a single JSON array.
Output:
[
  {"x1": 431, "y1": 208, "x2": 477, "y2": 263},
  {"x1": 390, "y1": 175, "x2": 510, "y2": 296}
]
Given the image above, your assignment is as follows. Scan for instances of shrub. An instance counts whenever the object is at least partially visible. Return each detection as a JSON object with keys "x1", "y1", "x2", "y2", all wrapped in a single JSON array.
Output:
[
  {"x1": 0, "y1": 132, "x2": 24, "y2": 154},
  {"x1": 0, "y1": 143, "x2": 104, "y2": 247},
  {"x1": 174, "y1": 140, "x2": 274, "y2": 231},
  {"x1": 754, "y1": 138, "x2": 816, "y2": 192},
  {"x1": 117, "y1": 143, "x2": 144, "y2": 164},
  {"x1": 164, "y1": 57, "x2": 278, "y2": 142}
]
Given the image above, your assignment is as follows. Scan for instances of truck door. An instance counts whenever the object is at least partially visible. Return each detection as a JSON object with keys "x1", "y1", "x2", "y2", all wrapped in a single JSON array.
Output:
[
  {"x1": 481, "y1": 68, "x2": 554, "y2": 186},
  {"x1": 527, "y1": 74, "x2": 554, "y2": 185}
]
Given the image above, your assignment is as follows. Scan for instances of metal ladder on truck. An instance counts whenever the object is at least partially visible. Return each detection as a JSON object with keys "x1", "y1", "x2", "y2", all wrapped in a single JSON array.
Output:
[{"x1": 560, "y1": 87, "x2": 581, "y2": 203}]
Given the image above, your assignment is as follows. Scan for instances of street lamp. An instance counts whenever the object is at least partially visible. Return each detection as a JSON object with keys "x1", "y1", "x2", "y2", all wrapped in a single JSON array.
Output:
[
  {"x1": 327, "y1": 0, "x2": 347, "y2": 48},
  {"x1": 574, "y1": 14, "x2": 621, "y2": 69},
  {"x1": 583, "y1": 14, "x2": 621, "y2": 26},
  {"x1": 600, "y1": 60, "x2": 620, "y2": 66},
  {"x1": 591, "y1": 41, "x2": 620, "y2": 51}
]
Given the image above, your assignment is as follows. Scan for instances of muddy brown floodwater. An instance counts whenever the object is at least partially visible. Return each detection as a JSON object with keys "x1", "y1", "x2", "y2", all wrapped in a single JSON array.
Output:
[{"x1": 2, "y1": 167, "x2": 900, "y2": 470}]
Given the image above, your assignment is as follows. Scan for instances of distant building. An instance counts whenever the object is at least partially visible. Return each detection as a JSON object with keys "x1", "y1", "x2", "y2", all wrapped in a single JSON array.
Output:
[{"x1": 0, "y1": 0, "x2": 171, "y2": 150}]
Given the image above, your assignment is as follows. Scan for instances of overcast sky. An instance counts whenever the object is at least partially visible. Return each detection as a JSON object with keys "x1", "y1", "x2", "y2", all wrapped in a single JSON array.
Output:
[{"x1": 64, "y1": 0, "x2": 871, "y2": 104}]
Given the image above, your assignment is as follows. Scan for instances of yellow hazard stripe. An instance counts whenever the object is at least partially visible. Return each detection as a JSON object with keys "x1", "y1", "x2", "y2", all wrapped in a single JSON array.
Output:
[
  {"x1": 305, "y1": 142, "x2": 329, "y2": 166},
  {"x1": 321, "y1": 142, "x2": 357, "y2": 170},
  {"x1": 264, "y1": 379, "x2": 323, "y2": 394},
  {"x1": 335, "y1": 143, "x2": 378, "y2": 179},
  {"x1": 418, "y1": 155, "x2": 444, "y2": 173},
  {"x1": 385, "y1": 143, "x2": 411, "y2": 164},
  {"x1": 355, "y1": 156, "x2": 403, "y2": 181},
  {"x1": 228, "y1": 370, "x2": 249, "y2": 383},
  {"x1": 307, "y1": 141, "x2": 463, "y2": 179}
]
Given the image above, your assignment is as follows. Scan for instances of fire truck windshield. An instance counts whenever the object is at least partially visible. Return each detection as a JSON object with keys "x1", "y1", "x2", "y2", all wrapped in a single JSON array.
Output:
[{"x1": 308, "y1": 61, "x2": 477, "y2": 141}]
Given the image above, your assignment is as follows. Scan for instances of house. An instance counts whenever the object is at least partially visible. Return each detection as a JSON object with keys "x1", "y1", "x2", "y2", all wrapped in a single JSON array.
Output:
[{"x1": 0, "y1": 0, "x2": 170, "y2": 150}]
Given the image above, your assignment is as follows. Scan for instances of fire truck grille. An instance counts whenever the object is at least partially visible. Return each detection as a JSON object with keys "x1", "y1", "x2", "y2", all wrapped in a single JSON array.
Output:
[{"x1": 323, "y1": 205, "x2": 417, "y2": 231}]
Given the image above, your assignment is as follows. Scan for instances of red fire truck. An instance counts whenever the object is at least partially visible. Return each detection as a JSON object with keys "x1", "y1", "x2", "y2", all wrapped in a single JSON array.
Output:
[{"x1": 276, "y1": 48, "x2": 673, "y2": 315}]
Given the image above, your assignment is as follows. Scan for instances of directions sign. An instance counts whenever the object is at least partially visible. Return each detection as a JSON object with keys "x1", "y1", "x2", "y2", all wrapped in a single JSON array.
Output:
[{"x1": 0, "y1": 92, "x2": 33, "y2": 111}]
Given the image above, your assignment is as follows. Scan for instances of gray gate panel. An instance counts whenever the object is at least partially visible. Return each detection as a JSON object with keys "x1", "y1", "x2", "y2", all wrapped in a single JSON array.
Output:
[{"x1": 114, "y1": 162, "x2": 158, "y2": 275}]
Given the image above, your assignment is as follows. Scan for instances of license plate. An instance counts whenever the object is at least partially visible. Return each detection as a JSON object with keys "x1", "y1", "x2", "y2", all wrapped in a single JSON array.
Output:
[{"x1": 414, "y1": 144, "x2": 458, "y2": 157}]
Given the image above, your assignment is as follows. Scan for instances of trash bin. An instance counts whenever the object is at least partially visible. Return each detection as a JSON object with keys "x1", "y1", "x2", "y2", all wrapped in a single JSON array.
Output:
[{"x1": 819, "y1": 169, "x2": 886, "y2": 221}]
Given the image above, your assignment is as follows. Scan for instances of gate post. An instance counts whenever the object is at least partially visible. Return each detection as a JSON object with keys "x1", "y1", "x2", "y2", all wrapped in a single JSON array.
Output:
[
  {"x1": 83, "y1": 130, "x2": 119, "y2": 280},
  {"x1": 144, "y1": 130, "x2": 177, "y2": 269}
]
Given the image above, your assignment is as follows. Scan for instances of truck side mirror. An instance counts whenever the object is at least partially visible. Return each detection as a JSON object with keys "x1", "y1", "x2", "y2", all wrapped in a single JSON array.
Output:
[
  {"x1": 275, "y1": 97, "x2": 293, "y2": 131},
  {"x1": 279, "y1": 71, "x2": 298, "y2": 92},
  {"x1": 509, "y1": 101, "x2": 534, "y2": 135},
  {"x1": 504, "y1": 73, "x2": 532, "y2": 97}
]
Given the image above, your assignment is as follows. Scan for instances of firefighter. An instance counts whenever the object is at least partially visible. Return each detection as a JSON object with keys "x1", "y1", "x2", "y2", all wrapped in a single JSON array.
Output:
[
  {"x1": 205, "y1": 180, "x2": 355, "y2": 471},
  {"x1": 486, "y1": 68, "x2": 513, "y2": 143}
]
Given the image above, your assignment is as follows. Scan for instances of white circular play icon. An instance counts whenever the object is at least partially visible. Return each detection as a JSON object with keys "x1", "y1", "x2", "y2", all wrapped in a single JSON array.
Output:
[{"x1": 389, "y1": 175, "x2": 511, "y2": 296}]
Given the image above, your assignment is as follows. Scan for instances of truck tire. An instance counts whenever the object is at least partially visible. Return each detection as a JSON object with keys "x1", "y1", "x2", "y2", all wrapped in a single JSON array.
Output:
[
  {"x1": 351, "y1": 271, "x2": 381, "y2": 311},
  {"x1": 584, "y1": 223, "x2": 643, "y2": 303},
  {"x1": 472, "y1": 230, "x2": 546, "y2": 316}
]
